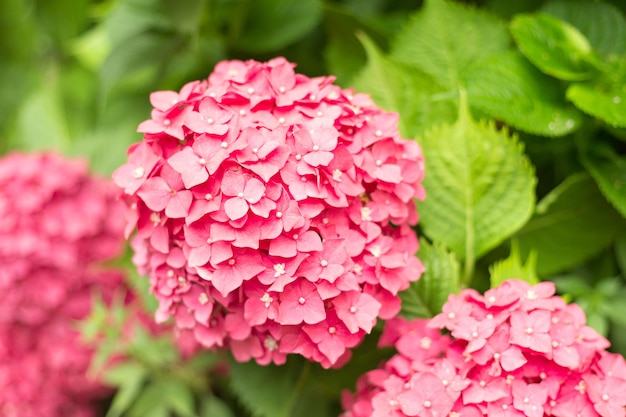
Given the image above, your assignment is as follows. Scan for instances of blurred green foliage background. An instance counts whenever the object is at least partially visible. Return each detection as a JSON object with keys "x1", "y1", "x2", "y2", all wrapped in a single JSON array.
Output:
[
  {"x1": 0, "y1": 0, "x2": 425, "y2": 173},
  {"x1": 3, "y1": 1, "x2": 626, "y2": 416}
]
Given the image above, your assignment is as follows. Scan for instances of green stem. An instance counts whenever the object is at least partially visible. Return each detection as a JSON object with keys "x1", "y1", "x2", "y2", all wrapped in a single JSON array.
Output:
[{"x1": 458, "y1": 89, "x2": 476, "y2": 287}]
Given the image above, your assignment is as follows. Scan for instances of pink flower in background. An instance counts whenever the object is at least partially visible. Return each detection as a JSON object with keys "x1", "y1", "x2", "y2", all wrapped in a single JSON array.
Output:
[
  {"x1": 0, "y1": 152, "x2": 127, "y2": 416},
  {"x1": 114, "y1": 57, "x2": 425, "y2": 368},
  {"x1": 341, "y1": 279, "x2": 626, "y2": 417}
]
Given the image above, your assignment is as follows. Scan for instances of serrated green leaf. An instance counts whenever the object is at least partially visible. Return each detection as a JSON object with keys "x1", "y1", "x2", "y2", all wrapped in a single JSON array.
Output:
[
  {"x1": 465, "y1": 51, "x2": 583, "y2": 136},
  {"x1": 352, "y1": 34, "x2": 457, "y2": 138},
  {"x1": 567, "y1": 82, "x2": 626, "y2": 127},
  {"x1": 511, "y1": 13, "x2": 597, "y2": 81},
  {"x1": 105, "y1": 362, "x2": 147, "y2": 417},
  {"x1": 400, "y1": 239, "x2": 460, "y2": 318},
  {"x1": 489, "y1": 241, "x2": 539, "y2": 288},
  {"x1": 417, "y1": 95, "x2": 536, "y2": 264},
  {"x1": 391, "y1": 0, "x2": 510, "y2": 89},
  {"x1": 232, "y1": 0, "x2": 322, "y2": 53},
  {"x1": 543, "y1": 0, "x2": 626, "y2": 56},
  {"x1": 516, "y1": 173, "x2": 623, "y2": 276},
  {"x1": 581, "y1": 144, "x2": 626, "y2": 218}
]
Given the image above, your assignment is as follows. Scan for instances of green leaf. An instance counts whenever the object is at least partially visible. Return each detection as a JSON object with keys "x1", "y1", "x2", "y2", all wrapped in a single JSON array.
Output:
[
  {"x1": 14, "y1": 79, "x2": 71, "y2": 153},
  {"x1": 567, "y1": 82, "x2": 626, "y2": 127},
  {"x1": 229, "y1": 358, "x2": 326, "y2": 417},
  {"x1": 232, "y1": 0, "x2": 322, "y2": 53},
  {"x1": 352, "y1": 34, "x2": 457, "y2": 138},
  {"x1": 230, "y1": 359, "x2": 298, "y2": 417},
  {"x1": 400, "y1": 239, "x2": 460, "y2": 318},
  {"x1": 511, "y1": 13, "x2": 597, "y2": 81},
  {"x1": 104, "y1": 0, "x2": 170, "y2": 47},
  {"x1": 603, "y1": 291, "x2": 626, "y2": 327},
  {"x1": 200, "y1": 396, "x2": 235, "y2": 417},
  {"x1": 127, "y1": 379, "x2": 177, "y2": 417},
  {"x1": 162, "y1": 0, "x2": 206, "y2": 35},
  {"x1": 586, "y1": 309, "x2": 609, "y2": 336},
  {"x1": 99, "y1": 33, "x2": 175, "y2": 96},
  {"x1": 551, "y1": 274, "x2": 592, "y2": 297},
  {"x1": 160, "y1": 378, "x2": 198, "y2": 417},
  {"x1": 71, "y1": 25, "x2": 111, "y2": 71},
  {"x1": 489, "y1": 241, "x2": 539, "y2": 288},
  {"x1": 616, "y1": 232, "x2": 626, "y2": 277},
  {"x1": 464, "y1": 51, "x2": 583, "y2": 136},
  {"x1": 322, "y1": 7, "x2": 369, "y2": 87},
  {"x1": 35, "y1": 0, "x2": 90, "y2": 48},
  {"x1": 417, "y1": 94, "x2": 536, "y2": 263},
  {"x1": 391, "y1": 0, "x2": 510, "y2": 89},
  {"x1": 104, "y1": 362, "x2": 147, "y2": 417},
  {"x1": 581, "y1": 144, "x2": 626, "y2": 218},
  {"x1": 485, "y1": 0, "x2": 544, "y2": 19},
  {"x1": 542, "y1": 0, "x2": 626, "y2": 56},
  {"x1": 516, "y1": 173, "x2": 623, "y2": 276}
]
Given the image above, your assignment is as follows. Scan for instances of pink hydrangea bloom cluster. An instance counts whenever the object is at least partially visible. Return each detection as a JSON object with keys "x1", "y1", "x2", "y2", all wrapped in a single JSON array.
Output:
[
  {"x1": 342, "y1": 279, "x2": 626, "y2": 417},
  {"x1": 113, "y1": 57, "x2": 425, "y2": 368},
  {"x1": 0, "y1": 152, "x2": 127, "y2": 416}
]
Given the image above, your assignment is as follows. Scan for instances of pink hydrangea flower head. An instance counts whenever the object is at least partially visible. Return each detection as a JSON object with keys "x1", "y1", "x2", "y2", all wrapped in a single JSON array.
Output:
[
  {"x1": 0, "y1": 152, "x2": 126, "y2": 326},
  {"x1": 0, "y1": 152, "x2": 129, "y2": 416},
  {"x1": 341, "y1": 279, "x2": 626, "y2": 417},
  {"x1": 114, "y1": 57, "x2": 425, "y2": 368}
]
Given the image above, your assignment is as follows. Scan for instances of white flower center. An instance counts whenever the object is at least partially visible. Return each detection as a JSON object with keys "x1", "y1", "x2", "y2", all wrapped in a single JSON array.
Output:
[
  {"x1": 260, "y1": 293, "x2": 273, "y2": 308},
  {"x1": 133, "y1": 166, "x2": 145, "y2": 178},
  {"x1": 273, "y1": 263, "x2": 286, "y2": 277},
  {"x1": 264, "y1": 336, "x2": 278, "y2": 351},
  {"x1": 361, "y1": 207, "x2": 372, "y2": 221}
]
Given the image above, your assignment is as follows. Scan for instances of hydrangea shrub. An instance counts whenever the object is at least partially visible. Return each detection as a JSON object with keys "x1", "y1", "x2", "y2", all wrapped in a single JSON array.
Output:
[
  {"x1": 114, "y1": 57, "x2": 425, "y2": 368},
  {"x1": 341, "y1": 279, "x2": 626, "y2": 417},
  {"x1": 0, "y1": 152, "x2": 127, "y2": 416}
]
